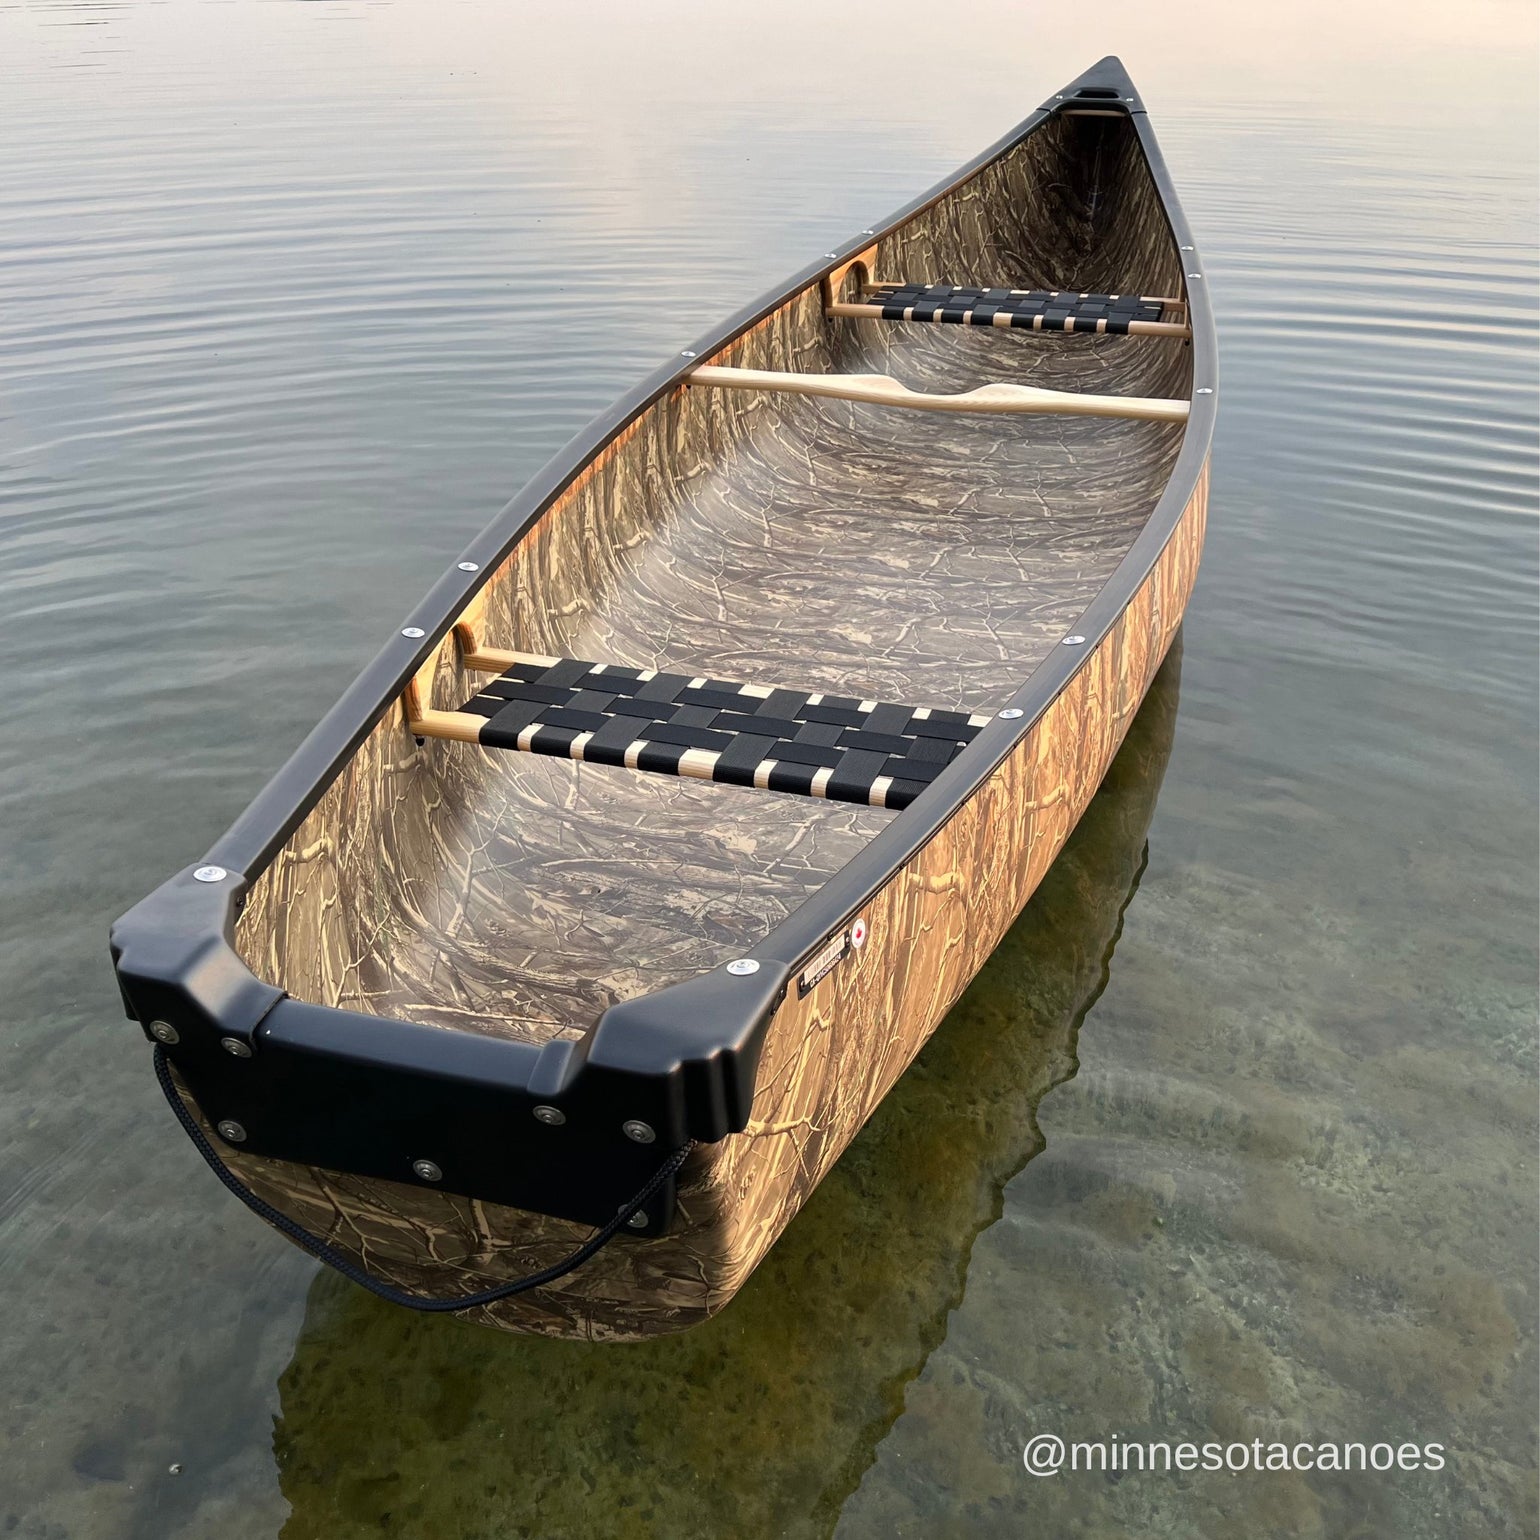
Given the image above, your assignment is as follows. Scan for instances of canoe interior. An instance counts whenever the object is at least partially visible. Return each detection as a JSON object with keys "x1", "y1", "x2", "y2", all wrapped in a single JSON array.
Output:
[{"x1": 234, "y1": 109, "x2": 1192, "y2": 1044}]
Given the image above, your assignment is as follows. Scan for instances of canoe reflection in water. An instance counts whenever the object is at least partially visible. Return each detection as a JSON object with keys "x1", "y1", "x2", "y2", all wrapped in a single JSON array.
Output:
[{"x1": 271, "y1": 641, "x2": 1182, "y2": 1537}]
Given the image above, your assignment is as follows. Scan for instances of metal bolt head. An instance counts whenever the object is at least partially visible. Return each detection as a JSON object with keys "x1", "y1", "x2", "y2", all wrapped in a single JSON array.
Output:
[
  {"x1": 825, "y1": 252, "x2": 838, "y2": 259},
  {"x1": 1196, "y1": 387, "x2": 1214, "y2": 395},
  {"x1": 220, "y1": 1036, "x2": 253, "y2": 1058},
  {"x1": 681, "y1": 350, "x2": 697, "y2": 358},
  {"x1": 192, "y1": 865, "x2": 226, "y2": 884},
  {"x1": 997, "y1": 708, "x2": 1024, "y2": 720},
  {"x1": 1062, "y1": 634, "x2": 1087, "y2": 646},
  {"x1": 726, "y1": 958, "x2": 760, "y2": 976},
  {"x1": 457, "y1": 560, "x2": 479, "y2": 572},
  {"x1": 149, "y1": 1020, "x2": 179, "y2": 1045},
  {"x1": 622, "y1": 1120, "x2": 656, "y2": 1145},
  {"x1": 401, "y1": 626, "x2": 426, "y2": 639},
  {"x1": 861, "y1": 229, "x2": 875, "y2": 236},
  {"x1": 1187, "y1": 273, "x2": 1202, "y2": 280},
  {"x1": 532, "y1": 1104, "x2": 566, "y2": 1126},
  {"x1": 626, "y1": 1211, "x2": 650, "y2": 1230},
  {"x1": 216, "y1": 1120, "x2": 246, "y2": 1143},
  {"x1": 412, "y1": 1159, "x2": 443, "y2": 1182}
]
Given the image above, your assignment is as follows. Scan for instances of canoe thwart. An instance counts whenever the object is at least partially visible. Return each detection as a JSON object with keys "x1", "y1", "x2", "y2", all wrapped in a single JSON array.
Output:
[
  {"x1": 410, "y1": 652, "x2": 996, "y2": 811},
  {"x1": 828, "y1": 281, "x2": 1191, "y2": 339},
  {"x1": 687, "y1": 365, "x2": 1190, "y2": 423}
]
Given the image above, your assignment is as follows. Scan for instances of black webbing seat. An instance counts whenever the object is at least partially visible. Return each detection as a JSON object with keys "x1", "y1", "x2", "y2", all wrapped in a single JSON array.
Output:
[
  {"x1": 865, "y1": 284, "x2": 1166, "y2": 333},
  {"x1": 453, "y1": 654, "x2": 995, "y2": 811}
]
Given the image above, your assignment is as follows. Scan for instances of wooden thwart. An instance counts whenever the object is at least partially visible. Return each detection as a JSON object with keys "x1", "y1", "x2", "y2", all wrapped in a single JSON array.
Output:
[{"x1": 686, "y1": 365, "x2": 1189, "y2": 423}]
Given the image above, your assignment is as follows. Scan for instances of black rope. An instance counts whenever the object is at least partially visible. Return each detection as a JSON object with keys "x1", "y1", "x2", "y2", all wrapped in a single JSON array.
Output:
[{"x1": 152, "y1": 1045, "x2": 692, "y2": 1314}]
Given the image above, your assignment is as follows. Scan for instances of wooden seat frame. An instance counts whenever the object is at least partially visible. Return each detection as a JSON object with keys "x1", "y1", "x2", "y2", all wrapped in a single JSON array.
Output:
[{"x1": 820, "y1": 246, "x2": 1192, "y2": 339}]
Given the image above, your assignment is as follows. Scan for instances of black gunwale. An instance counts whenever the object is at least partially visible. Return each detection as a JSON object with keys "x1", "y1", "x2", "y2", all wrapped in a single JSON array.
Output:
[{"x1": 121, "y1": 56, "x2": 1214, "y2": 1116}]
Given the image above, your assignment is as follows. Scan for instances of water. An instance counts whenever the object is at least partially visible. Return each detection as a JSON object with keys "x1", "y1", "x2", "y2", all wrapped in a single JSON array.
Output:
[{"x1": 1, "y1": 3, "x2": 1535, "y2": 1536}]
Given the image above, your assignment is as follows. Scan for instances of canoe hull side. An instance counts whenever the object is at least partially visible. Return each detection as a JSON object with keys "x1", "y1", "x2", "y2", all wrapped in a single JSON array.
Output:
[{"x1": 195, "y1": 454, "x2": 1206, "y2": 1339}]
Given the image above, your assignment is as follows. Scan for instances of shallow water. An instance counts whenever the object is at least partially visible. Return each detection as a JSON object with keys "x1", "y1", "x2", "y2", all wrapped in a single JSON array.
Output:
[{"x1": 1, "y1": 3, "x2": 1536, "y2": 1537}]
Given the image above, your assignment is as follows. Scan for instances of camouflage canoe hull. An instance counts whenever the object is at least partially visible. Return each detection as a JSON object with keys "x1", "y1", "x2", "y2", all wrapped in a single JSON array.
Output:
[{"x1": 112, "y1": 55, "x2": 1215, "y2": 1339}]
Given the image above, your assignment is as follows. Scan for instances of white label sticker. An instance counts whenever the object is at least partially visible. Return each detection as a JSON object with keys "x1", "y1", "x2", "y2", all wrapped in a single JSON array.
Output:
[{"x1": 798, "y1": 930, "x2": 851, "y2": 997}]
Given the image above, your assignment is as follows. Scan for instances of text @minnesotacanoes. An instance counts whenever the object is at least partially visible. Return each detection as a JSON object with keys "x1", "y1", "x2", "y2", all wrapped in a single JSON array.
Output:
[{"x1": 1021, "y1": 1434, "x2": 1446, "y2": 1477}]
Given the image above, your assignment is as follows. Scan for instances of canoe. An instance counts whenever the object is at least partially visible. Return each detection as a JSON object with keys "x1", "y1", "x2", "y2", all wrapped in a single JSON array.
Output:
[{"x1": 111, "y1": 55, "x2": 1214, "y2": 1340}]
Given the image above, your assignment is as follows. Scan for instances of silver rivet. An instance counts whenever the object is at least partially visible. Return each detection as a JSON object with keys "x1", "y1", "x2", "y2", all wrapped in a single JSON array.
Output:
[
  {"x1": 401, "y1": 626, "x2": 425, "y2": 639},
  {"x1": 216, "y1": 1120, "x2": 246, "y2": 1143},
  {"x1": 533, "y1": 1105, "x2": 566, "y2": 1126},
  {"x1": 1062, "y1": 634, "x2": 1087, "y2": 646},
  {"x1": 457, "y1": 561, "x2": 479, "y2": 572},
  {"x1": 825, "y1": 252, "x2": 838, "y2": 259},
  {"x1": 622, "y1": 1120, "x2": 656, "y2": 1144},
  {"x1": 1124, "y1": 97, "x2": 1135, "y2": 103},
  {"x1": 861, "y1": 229, "x2": 875, "y2": 236},
  {"x1": 220, "y1": 1037, "x2": 252, "y2": 1058},
  {"x1": 1196, "y1": 387, "x2": 1214, "y2": 395},
  {"x1": 726, "y1": 958, "x2": 760, "y2": 976},
  {"x1": 1187, "y1": 273, "x2": 1202, "y2": 280},
  {"x1": 149, "y1": 1020, "x2": 179, "y2": 1045},
  {"x1": 681, "y1": 350, "x2": 697, "y2": 358},
  {"x1": 1180, "y1": 245, "x2": 1195, "y2": 251},
  {"x1": 998, "y1": 708, "x2": 1024, "y2": 720},
  {"x1": 192, "y1": 865, "x2": 226, "y2": 884},
  {"x1": 626, "y1": 1211, "x2": 649, "y2": 1230},
  {"x1": 412, "y1": 1159, "x2": 442, "y2": 1182}
]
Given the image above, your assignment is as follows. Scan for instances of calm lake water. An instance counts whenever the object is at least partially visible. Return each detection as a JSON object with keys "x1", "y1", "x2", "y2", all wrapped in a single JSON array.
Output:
[{"x1": 2, "y1": 2, "x2": 1536, "y2": 1536}]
